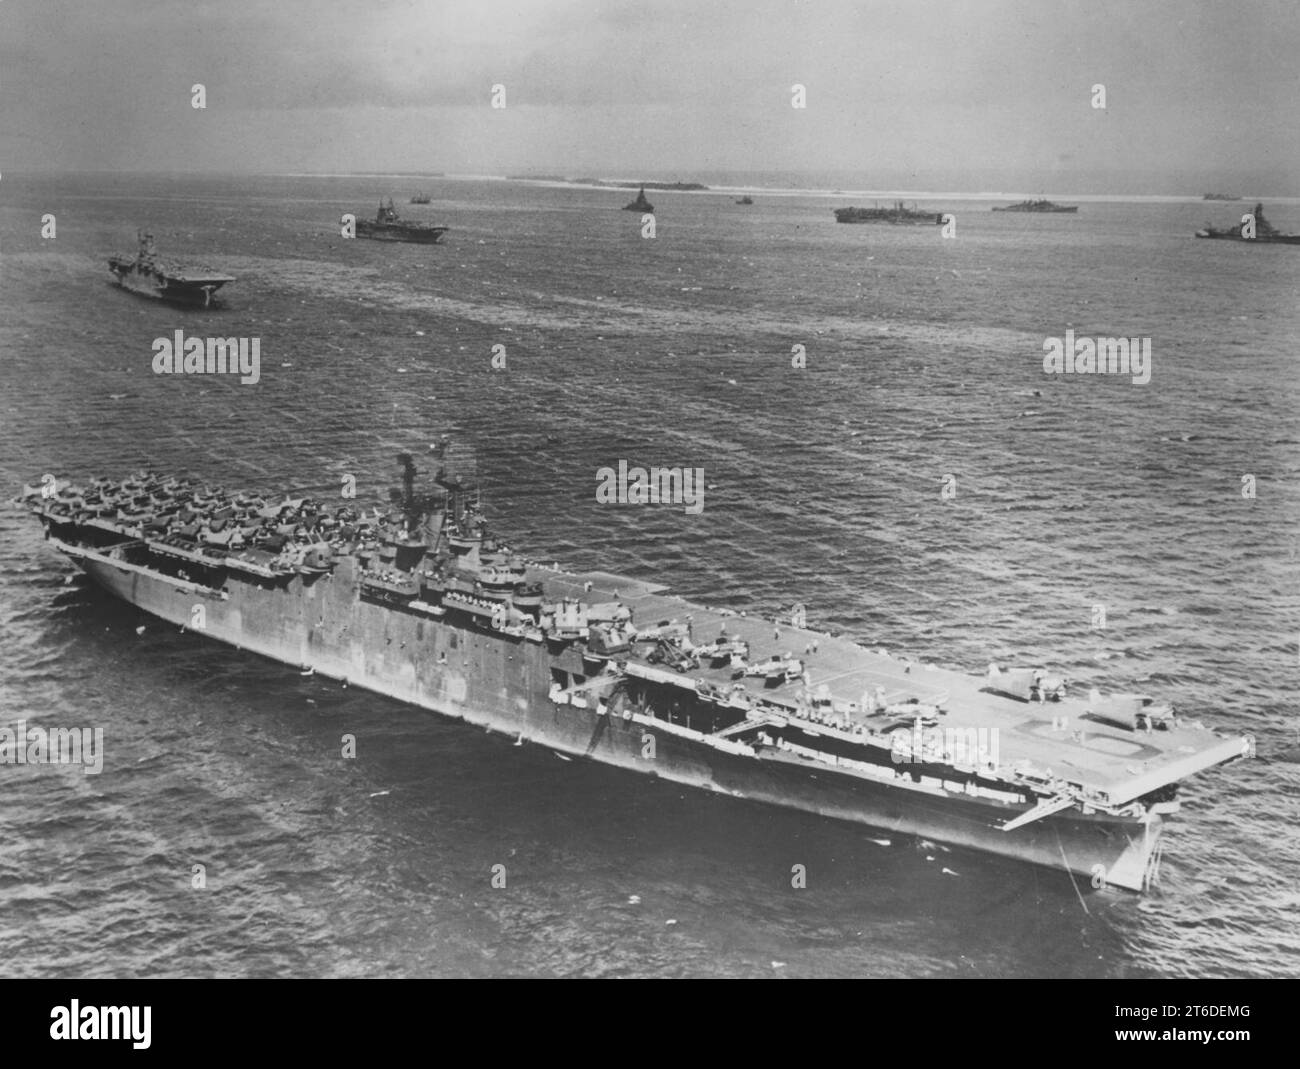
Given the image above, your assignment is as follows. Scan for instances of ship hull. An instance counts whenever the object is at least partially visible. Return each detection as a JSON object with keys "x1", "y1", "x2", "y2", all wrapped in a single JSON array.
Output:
[
  {"x1": 1195, "y1": 231, "x2": 1300, "y2": 244},
  {"x1": 108, "y1": 267, "x2": 229, "y2": 307},
  {"x1": 355, "y1": 223, "x2": 448, "y2": 244},
  {"x1": 68, "y1": 546, "x2": 1162, "y2": 892},
  {"x1": 834, "y1": 215, "x2": 942, "y2": 225}
]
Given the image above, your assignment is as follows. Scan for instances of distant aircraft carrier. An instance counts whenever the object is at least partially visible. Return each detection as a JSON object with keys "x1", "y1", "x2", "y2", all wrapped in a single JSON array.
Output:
[
  {"x1": 355, "y1": 199, "x2": 449, "y2": 244},
  {"x1": 833, "y1": 202, "x2": 944, "y2": 225}
]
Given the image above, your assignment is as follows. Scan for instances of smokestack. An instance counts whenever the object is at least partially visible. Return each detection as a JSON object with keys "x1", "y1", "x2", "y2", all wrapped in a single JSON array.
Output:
[{"x1": 397, "y1": 452, "x2": 416, "y2": 528}]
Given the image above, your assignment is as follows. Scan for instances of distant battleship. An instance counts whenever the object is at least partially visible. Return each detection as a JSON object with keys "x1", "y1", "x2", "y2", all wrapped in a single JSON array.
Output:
[
  {"x1": 992, "y1": 199, "x2": 1078, "y2": 213},
  {"x1": 623, "y1": 187, "x2": 654, "y2": 213},
  {"x1": 1202, "y1": 192, "x2": 1240, "y2": 201},
  {"x1": 355, "y1": 200, "x2": 449, "y2": 244},
  {"x1": 16, "y1": 451, "x2": 1249, "y2": 891},
  {"x1": 833, "y1": 202, "x2": 943, "y2": 225},
  {"x1": 1196, "y1": 203, "x2": 1300, "y2": 244},
  {"x1": 409, "y1": 193, "x2": 432, "y2": 204},
  {"x1": 107, "y1": 231, "x2": 235, "y2": 308}
]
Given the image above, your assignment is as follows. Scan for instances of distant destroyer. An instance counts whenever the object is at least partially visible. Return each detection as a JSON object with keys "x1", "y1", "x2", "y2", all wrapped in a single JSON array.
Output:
[
  {"x1": 17, "y1": 452, "x2": 1248, "y2": 891},
  {"x1": 107, "y1": 231, "x2": 235, "y2": 308}
]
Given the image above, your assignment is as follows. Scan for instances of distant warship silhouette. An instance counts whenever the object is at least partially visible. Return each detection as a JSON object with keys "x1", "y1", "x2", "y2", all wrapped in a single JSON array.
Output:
[
  {"x1": 1196, "y1": 203, "x2": 1300, "y2": 244},
  {"x1": 355, "y1": 199, "x2": 449, "y2": 244},
  {"x1": 623, "y1": 187, "x2": 654, "y2": 212},
  {"x1": 107, "y1": 231, "x2": 235, "y2": 308}
]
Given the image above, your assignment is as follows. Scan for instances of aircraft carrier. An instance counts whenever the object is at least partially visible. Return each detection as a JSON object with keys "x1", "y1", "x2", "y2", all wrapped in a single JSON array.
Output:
[
  {"x1": 355, "y1": 199, "x2": 449, "y2": 244},
  {"x1": 16, "y1": 453, "x2": 1248, "y2": 892},
  {"x1": 107, "y1": 231, "x2": 236, "y2": 308},
  {"x1": 833, "y1": 202, "x2": 944, "y2": 225}
]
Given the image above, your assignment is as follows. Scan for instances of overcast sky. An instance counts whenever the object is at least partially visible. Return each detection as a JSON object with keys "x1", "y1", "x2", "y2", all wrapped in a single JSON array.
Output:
[{"x1": 2, "y1": 0, "x2": 1296, "y2": 192}]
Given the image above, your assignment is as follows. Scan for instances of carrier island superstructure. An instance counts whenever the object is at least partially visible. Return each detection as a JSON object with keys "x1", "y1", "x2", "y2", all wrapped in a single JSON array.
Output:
[{"x1": 17, "y1": 456, "x2": 1247, "y2": 892}]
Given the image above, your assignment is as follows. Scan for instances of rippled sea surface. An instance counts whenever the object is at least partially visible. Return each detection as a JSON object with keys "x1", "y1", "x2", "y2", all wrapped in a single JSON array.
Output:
[{"x1": 0, "y1": 174, "x2": 1297, "y2": 978}]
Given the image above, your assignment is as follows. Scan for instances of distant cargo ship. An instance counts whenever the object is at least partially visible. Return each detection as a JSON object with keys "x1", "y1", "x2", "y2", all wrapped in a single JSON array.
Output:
[
  {"x1": 833, "y1": 202, "x2": 943, "y2": 225},
  {"x1": 409, "y1": 193, "x2": 432, "y2": 204},
  {"x1": 16, "y1": 451, "x2": 1248, "y2": 891},
  {"x1": 1196, "y1": 203, "x2": 1300, "y2": 244},
  {"x1": 107, "y1": 231, "x2": 235, "y2": 308},
  {"x1": 992, "y1": 199, "x2": 1078, "y2": 213},
  {"x1": 355, "y1": 200, "x2": 449, "y2": 244}
]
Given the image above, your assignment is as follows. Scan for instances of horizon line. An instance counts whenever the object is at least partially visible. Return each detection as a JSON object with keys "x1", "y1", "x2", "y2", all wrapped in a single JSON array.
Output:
[{"x1": 3, "y1": 169, "x2": 1295, "y2": 201}]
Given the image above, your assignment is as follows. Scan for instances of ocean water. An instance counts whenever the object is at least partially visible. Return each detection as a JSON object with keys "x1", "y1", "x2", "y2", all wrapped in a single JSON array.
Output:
[{"x1": 0, "y1": 173, "x2": 1297, "y2": 978}]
